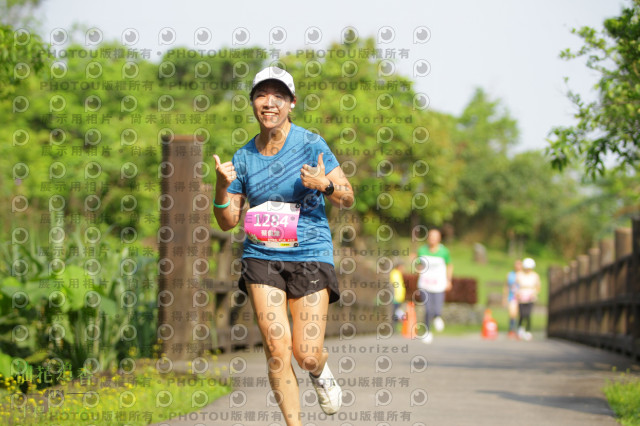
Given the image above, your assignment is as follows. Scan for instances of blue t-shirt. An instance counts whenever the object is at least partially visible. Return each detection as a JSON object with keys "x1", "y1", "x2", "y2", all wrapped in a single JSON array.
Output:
[
  {"x1": 227, "y1": 123, "x2": 339, "y2": 265},
  {"x1": 507, "y1": 271, "x2": 518, "y2": 301}
]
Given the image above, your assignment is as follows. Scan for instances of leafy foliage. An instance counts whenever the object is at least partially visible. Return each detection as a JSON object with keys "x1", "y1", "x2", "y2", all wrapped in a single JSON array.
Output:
[
  {"x1": 0, "y1": 229, "x2": 158, "y2": 384},
  {"x1": 453, "y1": 88, "x2": 519, "y2": 219},
  {"x1": 548, "y1": 0, "x2": 640, "y2": 177},
  {"x1": 0, "y1": 24, "x2": 48, "y2": 100}
]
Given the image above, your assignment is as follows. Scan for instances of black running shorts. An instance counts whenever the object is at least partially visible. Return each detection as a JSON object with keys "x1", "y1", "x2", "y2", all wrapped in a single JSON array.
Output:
[{"x1": 238, "y1": 258, "x2": 340, "y2": 304}]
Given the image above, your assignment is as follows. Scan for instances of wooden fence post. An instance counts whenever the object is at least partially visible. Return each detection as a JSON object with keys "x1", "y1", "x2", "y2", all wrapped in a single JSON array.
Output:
[
  {"x1": 600, "y1": 239, "x2": 614, "y2": 300},
  {"x1": 569, "y1": 260, "x2": 579, "y2": 321},
  {"x1": 615, "y1": 228, "x2": 632, "y2": 296},
  {"x1": 588, "y1": 247, "x2": 600, "y2": 303},
  {"x1": 615, "y1": 228, "x2": 633, "y2": 259},
  {"x1": 547, "y1": 265, "x2": 563, "y2": 336},
  {"x1": 631, "y1": 218, "x2": 640, "y2": 357},
  {"x1": 577, "y1": 255, "x2": 589, "y2": 304},
  {"x1": 577, "y1": 255, "x2": 590, "y2": 332},
  {"x1": 158, "y1": 135, "x2": 209, "y2": 364},
  {"x1": 615, "y1": 228, "x2": 632, "y2": 337},
  {"x1": 562, "y1": 265, "x2": 571, "y2": 316}
]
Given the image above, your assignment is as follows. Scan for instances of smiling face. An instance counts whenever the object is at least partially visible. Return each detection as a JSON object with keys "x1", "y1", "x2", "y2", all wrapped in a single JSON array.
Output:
[{"x1": 251, "y1": 80, "x2": 295, "y2": 131}]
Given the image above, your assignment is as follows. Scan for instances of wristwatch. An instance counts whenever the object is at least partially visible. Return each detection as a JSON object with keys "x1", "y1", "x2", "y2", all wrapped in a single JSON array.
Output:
[{"x1": 323, "y1": 180, "x2": 335, "y2": 196}]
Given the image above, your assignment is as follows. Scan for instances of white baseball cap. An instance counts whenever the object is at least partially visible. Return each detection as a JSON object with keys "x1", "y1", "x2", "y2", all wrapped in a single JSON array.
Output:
[
  {"x1": 523, "y1": 258, "x2": 536, "y2": 269},
  {"x1": 250, "y1": 66, "x2": 295, "y2": 99}
]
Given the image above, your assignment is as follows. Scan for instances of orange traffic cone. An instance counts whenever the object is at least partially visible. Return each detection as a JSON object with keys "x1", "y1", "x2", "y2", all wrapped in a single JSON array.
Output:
[
  {"x1": 402, "y1": 302, "x2": 417, "y2": 339},
  {"x1": 482, "y1": 309, "x2": 498, "y2": 339}
]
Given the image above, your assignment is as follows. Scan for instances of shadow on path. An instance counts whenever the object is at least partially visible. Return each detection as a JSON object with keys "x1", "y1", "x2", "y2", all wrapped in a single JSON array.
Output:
[{"x1": 478, "y1": 390, "x2": 612, "y2": 416}]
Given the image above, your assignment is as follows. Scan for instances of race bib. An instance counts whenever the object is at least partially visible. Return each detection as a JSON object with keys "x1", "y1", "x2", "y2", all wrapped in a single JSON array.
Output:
[
  {"x1": 417, "y1": 255, "x2": 448, "y2": 292},
  {"x1": 244, "y1": 201, "x2": 300, "y2": 248}
]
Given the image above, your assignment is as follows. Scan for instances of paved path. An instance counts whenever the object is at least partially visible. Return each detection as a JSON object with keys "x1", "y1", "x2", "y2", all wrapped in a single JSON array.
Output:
[{"x1": 158, "y1": 332, "x2": 638, "y2": 426}]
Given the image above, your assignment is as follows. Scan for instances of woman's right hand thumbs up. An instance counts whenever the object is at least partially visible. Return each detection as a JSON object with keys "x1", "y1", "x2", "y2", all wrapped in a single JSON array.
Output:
[{"x1": 213, "y1": 154, "x2": 237, "y2": 189}]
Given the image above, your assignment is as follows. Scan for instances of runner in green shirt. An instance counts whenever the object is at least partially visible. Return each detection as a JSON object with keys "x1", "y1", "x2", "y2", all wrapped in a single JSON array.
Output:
[{"x1": 416, "y1": 229, "x2": 453, "y2": 343}]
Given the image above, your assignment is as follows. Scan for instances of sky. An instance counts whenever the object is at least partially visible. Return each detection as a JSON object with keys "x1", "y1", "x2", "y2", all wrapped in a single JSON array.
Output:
[{"x1": 33, "y1": 0, "x2": 626, "y2": 153}]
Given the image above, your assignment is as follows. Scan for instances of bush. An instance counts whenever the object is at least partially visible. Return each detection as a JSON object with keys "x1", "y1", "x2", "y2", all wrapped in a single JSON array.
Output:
[
  {"x1": 604, "y1": 372, "x2": 640, "y2": 426},
  {"x1": 0, "y1": 227, "x2": 159, "y2": 389}
]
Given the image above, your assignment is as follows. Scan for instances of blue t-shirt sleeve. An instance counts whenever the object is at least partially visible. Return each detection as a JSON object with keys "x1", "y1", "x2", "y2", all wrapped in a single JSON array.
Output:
[{"x1": 227, "y1": 151, "x2": 245, "y2": 195}]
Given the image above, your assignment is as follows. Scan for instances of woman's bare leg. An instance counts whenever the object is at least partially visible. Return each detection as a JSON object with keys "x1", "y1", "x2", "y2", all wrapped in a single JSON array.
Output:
[
  {"x1": 289, "y1": 288, "x2": 330, "y2": 375},
  {"x1": 247, "y1": 284, "x2": 301, "y2": 426}
]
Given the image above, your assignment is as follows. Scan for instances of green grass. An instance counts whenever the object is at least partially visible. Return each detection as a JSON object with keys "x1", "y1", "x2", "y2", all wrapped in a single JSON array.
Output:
[
  {"x1": 604, "y1": 372, "x2": 640, "y2": 426},
  {"x1": 0, "y1": 358, "x2": 231, "y2": 425}
]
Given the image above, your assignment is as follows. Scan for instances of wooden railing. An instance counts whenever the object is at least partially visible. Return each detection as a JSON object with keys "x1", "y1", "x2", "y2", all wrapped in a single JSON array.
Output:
[{"x1": 547, "y1": 217, "x2": 640, "y2": 359}]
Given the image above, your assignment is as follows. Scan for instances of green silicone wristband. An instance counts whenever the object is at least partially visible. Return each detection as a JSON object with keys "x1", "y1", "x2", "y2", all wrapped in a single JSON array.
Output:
[{"x1": 213, "y1": 199, "x2": 231, "y2": 209}]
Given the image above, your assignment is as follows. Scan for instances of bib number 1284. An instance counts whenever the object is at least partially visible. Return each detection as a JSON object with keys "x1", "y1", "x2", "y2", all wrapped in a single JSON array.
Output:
[
  {"x1": 244, "y1": 201, "x2": 300, "y2": 248},
  {"x1": 253, "y1": 213, "x2": 290, "y2": 228}
]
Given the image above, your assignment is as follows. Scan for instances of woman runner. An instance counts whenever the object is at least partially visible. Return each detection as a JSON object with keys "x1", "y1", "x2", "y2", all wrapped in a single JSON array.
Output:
[{"x1": 213, "y1": 66, "x2": 354, "y2": 425}]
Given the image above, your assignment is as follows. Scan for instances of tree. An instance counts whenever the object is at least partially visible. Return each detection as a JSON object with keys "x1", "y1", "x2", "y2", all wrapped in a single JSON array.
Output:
[
  {"x1": 0, "y1": 0, "x2": 48, "y2": 99},
  {"x1": 547, "y1": 0, "x2": 640, "y2": 177},
  {"x1": 497, "y1": 151, "x2": 598, "y2": 258},
  {"x1": 0, "y1": 24, "x2": 48, "y2": 100},
  {"x1": 451, "y1": 88, "x2": 519, "y2": 238}
]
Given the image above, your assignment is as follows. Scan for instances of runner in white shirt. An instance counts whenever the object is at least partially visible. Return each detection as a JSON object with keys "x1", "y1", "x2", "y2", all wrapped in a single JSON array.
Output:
[
  {"x1": 516, "y1": 257, "x2": 541, "y2": 341},
  {"x1": 415, "y1": 229, "x2": 453, "y2": 343}
]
